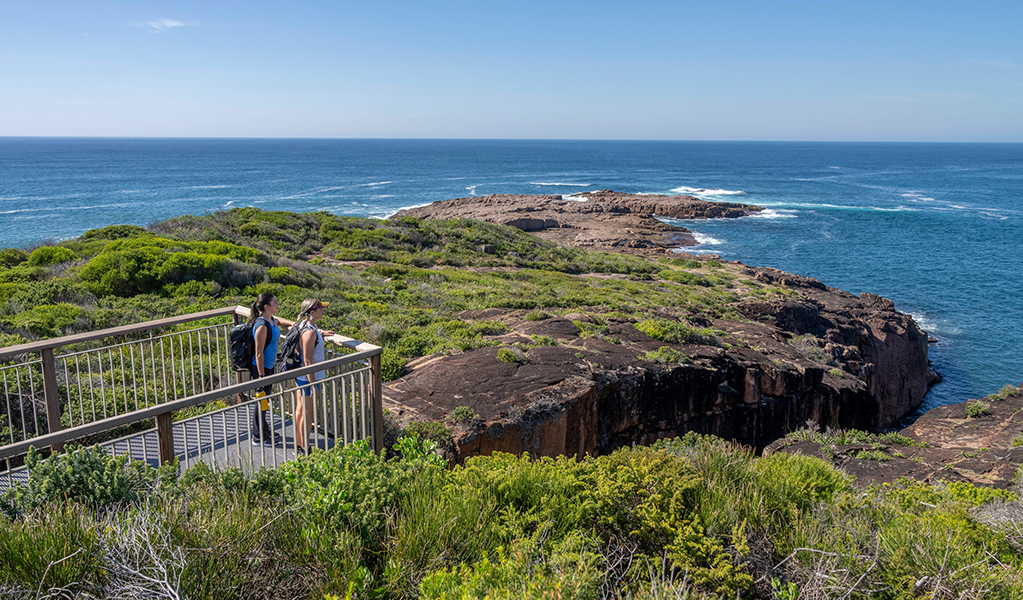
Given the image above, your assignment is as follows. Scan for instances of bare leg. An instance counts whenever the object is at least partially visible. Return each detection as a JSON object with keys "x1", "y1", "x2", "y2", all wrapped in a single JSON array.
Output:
[{"x1": 294, "y1": 389, "x2": 307, "y2": 451}]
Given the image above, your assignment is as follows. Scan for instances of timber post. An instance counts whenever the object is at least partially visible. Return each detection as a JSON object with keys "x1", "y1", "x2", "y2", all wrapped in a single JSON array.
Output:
[
  {"x1": 156, "y1": 411, "x2": 175, "y2": 466},
  {"x1": 371, "y1": 353, "x2": 383, "y2": 453},
  {"x1": 40, "y1": 348, "x2": 64, "y2": 454}
]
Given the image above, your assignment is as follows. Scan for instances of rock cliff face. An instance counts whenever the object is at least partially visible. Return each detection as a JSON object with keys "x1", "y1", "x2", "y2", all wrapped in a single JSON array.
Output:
[
  {"x1": 765, "y1": 386, "x2": 1023, "y2": 489},
  {"x1": 394, "y1": 191, "x2": 762, "y2": 254},
  {"x1": 384, "y1": 264, "x2": 936, "y2": 460}
]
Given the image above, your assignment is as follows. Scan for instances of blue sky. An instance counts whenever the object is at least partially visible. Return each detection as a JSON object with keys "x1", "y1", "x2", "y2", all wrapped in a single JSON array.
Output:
[{"x1": 2, "y1": 1, "x2": 1021, "y2": 141}]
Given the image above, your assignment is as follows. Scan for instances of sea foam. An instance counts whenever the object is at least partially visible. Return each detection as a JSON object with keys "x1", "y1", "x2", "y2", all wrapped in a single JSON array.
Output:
[
  {"x1": 692, "y1": 232, "x2": 723, "y2": 246},
  {"x1": 670, "y1": 186, "x2": 745, "y2": 197},
  {"x1": 528, "y1": 182, "x2": 591, "y2": 187}
]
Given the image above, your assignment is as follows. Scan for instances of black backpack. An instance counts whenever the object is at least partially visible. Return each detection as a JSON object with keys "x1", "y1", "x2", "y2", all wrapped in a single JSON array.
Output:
[
  {"x1": 229, "y1": 317, "x2": 269, "y2": 371},
  {"x1": 229, "y1": 321, "x2": 255, "y2": 371},
  {"x1": 278, "y1": 322, "x2": 313, "y2": 371}
]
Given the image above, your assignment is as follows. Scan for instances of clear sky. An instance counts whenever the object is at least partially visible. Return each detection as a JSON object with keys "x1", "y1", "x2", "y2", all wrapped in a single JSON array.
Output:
[{"x1": 2, "y1": 1, "x2": 1021, "y2": 141}]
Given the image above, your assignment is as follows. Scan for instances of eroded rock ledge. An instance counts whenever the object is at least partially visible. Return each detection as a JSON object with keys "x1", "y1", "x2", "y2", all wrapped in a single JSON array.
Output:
[
  {"x1": 395, "y1": 191, "x2": 763, "y2": 254},
  {"x1": 765, "y1": 386, "x2": 1023, "y2": 489},
  {"x1": 383, "y1": 261, "x2": 936, "y2": 461}
]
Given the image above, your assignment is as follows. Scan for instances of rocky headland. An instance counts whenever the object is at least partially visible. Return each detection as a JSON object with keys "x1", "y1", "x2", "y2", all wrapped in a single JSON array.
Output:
[
  {"x1": 395, "y1": 190, "x2": 762, "y2": 254},
  {"x1": 765, "y1": 385, "x2": 1023, "y2": 488},
  {"x1": 386, "y1": 192, "x2": 942, "y2": 469}
]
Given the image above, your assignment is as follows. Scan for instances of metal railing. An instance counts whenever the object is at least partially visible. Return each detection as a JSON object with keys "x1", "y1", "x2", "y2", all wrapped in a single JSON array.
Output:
[{"x1": 0, "y1": 306, "x2": 383, "y2": 487}]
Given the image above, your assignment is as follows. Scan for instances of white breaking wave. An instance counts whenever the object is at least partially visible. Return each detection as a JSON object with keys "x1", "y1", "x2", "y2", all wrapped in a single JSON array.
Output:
[
  {"x1": 562, "y1": 194, "x2": 588, "y2": 202},
  {"x1": 190, "y1": 185, "x2": 231, "y2": 189},
  {"x1": 692, "y1": 232, "x2": 723, "y2": 246},
  {"x1": 748, "y1": 208, "x2": 797, "y2": 219},
  {"x1": 670, "y1": 186, "x2": 746, "y2": 197},
  {"x1": 529, "y1": 182, "x2": 591, "y2": 187},
  {"x1": 901, "y1": 192, "x2": 937, "y2": 202},
  {"x1": 0, "y1": 201, "x2": 142, "y2": 215},
  {"x1": 466, "y1": 185, "x2": 478, "y2": 195},
  {"x1": 380, "y1": 202, "x2": 434, "y2": 219},
  {"x1": 360, "y1": 181, "x2": 392, "y2": 187},
  {"x1": 671, "y1": 247, "x2": 721, "y2": 255},
  {"x1": 371, "y1": 194, "x2": 395, "y2": 199}
]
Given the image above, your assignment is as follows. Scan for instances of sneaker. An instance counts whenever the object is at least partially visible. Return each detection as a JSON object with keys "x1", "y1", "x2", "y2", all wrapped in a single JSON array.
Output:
[
  {"x1": 251, "y1": 435, "x2": 274, "y2": 447},
  {"x1": 295, "y1": 445, "x2": 306, "y2": 456}
]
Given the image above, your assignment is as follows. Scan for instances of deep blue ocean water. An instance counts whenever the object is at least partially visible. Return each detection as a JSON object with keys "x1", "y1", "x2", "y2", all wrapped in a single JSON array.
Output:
[{"x1": 1, "y1": 138, "x2": 1021, "y2": 416}]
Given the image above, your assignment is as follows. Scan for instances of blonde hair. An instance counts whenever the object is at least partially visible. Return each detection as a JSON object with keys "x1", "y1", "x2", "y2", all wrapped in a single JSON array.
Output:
[{"x1": 298, "y1": 298, "x2": 321, "y2": 320}]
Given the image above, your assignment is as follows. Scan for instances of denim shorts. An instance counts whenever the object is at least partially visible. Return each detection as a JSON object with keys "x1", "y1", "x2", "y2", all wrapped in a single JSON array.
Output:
[{"x1": 295, "y1": 378, "x2": 322, "y2": 397}]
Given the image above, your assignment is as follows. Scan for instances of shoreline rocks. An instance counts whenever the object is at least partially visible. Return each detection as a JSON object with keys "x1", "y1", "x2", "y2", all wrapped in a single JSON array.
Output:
[
  {"x1": 394, "y1": 191, "x2": 763, "y2": 254},
  {"x1": 765, "y1": 386, "x2": 1023, "y2": 488}
]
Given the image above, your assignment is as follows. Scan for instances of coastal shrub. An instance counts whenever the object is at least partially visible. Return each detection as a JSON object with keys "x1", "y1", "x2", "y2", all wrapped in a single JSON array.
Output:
[
  {"x1": 450, "y1": 406, "x2": 477, "y2": 425},
  {"x1": 2, "y1": 446, "x2": 153, "y2": 516},
  {"x1": 385, "y1": 464, "x2": 500, "y2": 597},
  {"x1": 855, "y1": 449, "x2": 892, "y2": 461},
  {"x1": 574, "y1": 320, "x2": 610, "y2": 340},
  {"x1": 878, "y1": 431, "x2": 919, "y2": 446},
  {"x1": 497, "y1": 346, "x2": 525, "y2": 363},
  {"x1": 10, "y1": 302, "x2": 87, "y2": 337},
  {"x1": 403, "y1": 421, "x2": 455, "y2": 457},
  {"x1": 659, "y1": 269, "x2": 714, "y2": 287},
  {"x1": 81, "y1": 224, "x2": 149, "y2": 240},
  {"x1": 591, "y1": 446, "x2": 753, "y2": 596},
  {"x1": 0, "y1": 265, "x2": 45, "y2": 283},
  {"x1": 641, "y1": 346, "x2": 690, "y2": 364},
  {"x1": 419, "y1": 544, "x2": 597, "y2": 600},
  {"x1": 78, "y1": 237, "x2": 264, "y2": 296},
  {"x1": 527, "y1": 334, "x2": 557, "y2": 347},
  {"x1": 26, "y1": 246, "x2": 78, "y2": 266},
  {"x1": 279, "y1": 439, "x2": 401, "y2": 556},
  {"x1": 965, "y1": 400, "x2": 992, "y2": 418},
  {"x1": 7, "y1": 278, "x2": 94, "y2": 308},
  {"x1": 451, "y1": 452, "x2": 597, "y2": 544},
  {"x1": 0, "y1": 248, "x2": 28, "y2": 268},
  {"x1": 0, "y1": 502, "x2": 103, "y2": 595},
  {"x1": 634, "y1": 318, "x2": 724, "y2": 347},
  {"x1": 788, "y1": 334, "x2": 834, "y2": 365},
  {"x1": 380, "y1": 347, "x2": 407, "y2": 381}
]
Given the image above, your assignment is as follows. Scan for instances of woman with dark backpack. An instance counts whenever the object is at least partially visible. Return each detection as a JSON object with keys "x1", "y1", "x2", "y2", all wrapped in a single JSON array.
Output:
[
  {"x1": 292, "y1": 298, "x2": 334, "y2": 455},
  {"x1": 249, "y1": 292, "x2": 281, "y2": 446}
]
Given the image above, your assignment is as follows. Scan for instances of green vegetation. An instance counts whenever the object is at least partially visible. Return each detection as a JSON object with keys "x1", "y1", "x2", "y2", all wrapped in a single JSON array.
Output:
[
  {"x1": 0, "y1": 209, "x2": 788, "y2": 383},
  {"x1": 3, "y1": 434, "x2": 1022, "y2": 599},
  {"x1": 634, "y1": 319, "x2": 725, "y2": 347},
  {"x1": 966, "y1": 400, "x2": 992, "y2": 418},
  {"x1": 450, "y1": 406, "x2": 477, "y2": 425},
  {"x1": 788, "y1": 334, "x2": 835, "y2": 365},
  {"x1": 641, "y1": 346, "x2": 690, "y2": 364},
  {"x1": 497, "y1": 347, "x2": 521, "y2": 363}
]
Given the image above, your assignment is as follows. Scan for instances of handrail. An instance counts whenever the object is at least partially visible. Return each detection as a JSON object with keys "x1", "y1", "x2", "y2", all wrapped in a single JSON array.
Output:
[
  {"x1": 0, "y1": 307, "x2": 238, "y2": 360},
  {"x1": 0, "y1": 305, "x2": 386, "y2": 466},
  {"x1": 0, "y1": 347, "x2": 380, "y2": 461}
]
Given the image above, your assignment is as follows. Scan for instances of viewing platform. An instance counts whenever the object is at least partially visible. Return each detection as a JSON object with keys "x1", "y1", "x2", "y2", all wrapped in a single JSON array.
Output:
[{"x1": 0, "y1": 306, "x2": 383, "y2": 488}]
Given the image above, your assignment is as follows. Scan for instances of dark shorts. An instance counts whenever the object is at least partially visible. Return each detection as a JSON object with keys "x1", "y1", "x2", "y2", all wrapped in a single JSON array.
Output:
[{"x1": 247, "y1": 363, "x2": 275, "y2": 396}]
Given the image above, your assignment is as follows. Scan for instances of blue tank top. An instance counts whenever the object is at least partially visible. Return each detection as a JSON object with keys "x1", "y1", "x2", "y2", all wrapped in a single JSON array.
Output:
[{"x1": 251, "y1": 316, "x2": 280, "y2": 368}]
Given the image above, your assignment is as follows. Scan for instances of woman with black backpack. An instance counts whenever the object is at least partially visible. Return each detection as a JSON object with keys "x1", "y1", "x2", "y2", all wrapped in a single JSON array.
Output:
[
  {"x1": 292, "y1": 298, "x2": 334, "y2": 455},
  {"x1": 249, "y1": 292, "x2": 281, "y2": 446}
]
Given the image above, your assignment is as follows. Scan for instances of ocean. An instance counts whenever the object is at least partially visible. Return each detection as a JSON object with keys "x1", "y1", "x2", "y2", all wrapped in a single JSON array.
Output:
[{"x1": 1, "y1": 138, "x2": 1021, "y2": 417}]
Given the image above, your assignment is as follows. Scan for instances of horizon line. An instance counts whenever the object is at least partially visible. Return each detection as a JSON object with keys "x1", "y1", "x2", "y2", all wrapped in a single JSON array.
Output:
[{"x1": 2, "y1": 135, "x2": 1022, "y2": 145}]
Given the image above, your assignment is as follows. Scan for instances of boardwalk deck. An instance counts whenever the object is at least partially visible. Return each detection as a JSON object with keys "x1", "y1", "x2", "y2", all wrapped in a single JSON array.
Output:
[{"x1": 1, "y1": 403, "x2": 339, "y2": 490}]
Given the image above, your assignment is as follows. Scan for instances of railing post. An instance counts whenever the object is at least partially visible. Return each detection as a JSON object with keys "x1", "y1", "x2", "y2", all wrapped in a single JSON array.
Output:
[
  {"x1": 233, "y1": 312, "x2": 248, "y2": 406},
  {"x1": 40, "y1": 348, "x2": 64, "y2": 454},
  {"x1": 156, "y1": 411, "x2": 175, "y2": 466},
  {"x1": 371, "y1": 353, "x2": 383, "y2": 453}
]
